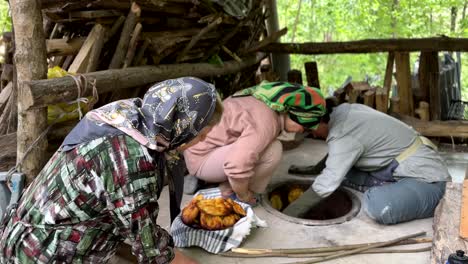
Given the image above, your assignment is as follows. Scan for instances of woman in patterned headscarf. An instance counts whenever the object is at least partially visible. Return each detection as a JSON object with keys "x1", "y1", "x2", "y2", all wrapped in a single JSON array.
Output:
[
  {"x1": 0, "y1": 77, "x2": 223, "y2": 264},
  {"x1": 184, "y1": 81, "x2": 326, "y2": 205}
]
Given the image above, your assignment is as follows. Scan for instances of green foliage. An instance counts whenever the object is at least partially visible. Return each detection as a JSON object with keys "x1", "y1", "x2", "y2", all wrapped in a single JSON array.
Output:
[
  {"x1": 277, "y1": 0, "x2": 468, "y2": 100},
  {"x1": 0, "y1": 1, "x2": 11, "y2": 32}
]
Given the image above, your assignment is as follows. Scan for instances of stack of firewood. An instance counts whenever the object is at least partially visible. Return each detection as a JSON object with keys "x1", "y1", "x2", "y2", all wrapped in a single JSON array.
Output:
[{"x1": 0, "y1": 0, "x2": 284, "y2": 137}]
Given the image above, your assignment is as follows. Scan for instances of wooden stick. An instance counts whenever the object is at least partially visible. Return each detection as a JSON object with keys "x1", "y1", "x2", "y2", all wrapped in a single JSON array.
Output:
[
  {"x1": 133, "y1": 39, "x2": 149, "y2": 66},
  {"x1": 109, "y1": 2, "x2": 141, "y2": 69},
  {"x1": 244, "y1": 27, "x2": 288, "y2": 54},
  {"x1": 287, "y1": 232, "x2": 426, "y2": 264},
  {"x1": 123, "y1": 23, "x2": 142, "y2": 68},
  {"x1": 221, "y1": 45, "x2": 242, "y2": 62},
  {"x1": 223, "y1": 246, "x2": 432, "y2": 258},
  {"x1": 259, "y1": 37, "x2": 468, "y2": 54},
  {"x1": 176, "y1": 17, "x2": 222, "y2": 62},
  {"x1": 105, "y1": 15, "x2": 126, "y2": 43},
  {"x1": 232, "y1": 237, "x2": 432, "y2": 255},
  {"x1": 383, "y1": 52, "x2": 395, "y2": 99},
  {"x1": 26, "y1": 53, "x2": 266, "y2": 109},
  {"x1": 69, "y1": 10, "x2": 123, "y2": 19}
]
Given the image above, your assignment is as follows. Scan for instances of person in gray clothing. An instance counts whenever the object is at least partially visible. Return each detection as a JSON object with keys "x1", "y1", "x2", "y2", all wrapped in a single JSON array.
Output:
[{"x1": 284, "y1": 102, "x2": 450, "y2": 225}]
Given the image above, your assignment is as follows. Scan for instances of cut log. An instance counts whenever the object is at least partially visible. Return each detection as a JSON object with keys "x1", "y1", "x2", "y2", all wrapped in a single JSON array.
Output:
[
  {"x1": 363, "y1": 90, "x2": 375, "y2": 108},
  {"x1": 399, "y1": 115, "x2": 468, "y2": 138},
  {"x1": 68, "y1": 24, "x2": 106, "y2": 73},
  {"x1": 395, "y1": 52, "x2": 413, "y2": 116},
  {"x1": 108, "y1": 2, "x2": 141, "y2": 69},
  {"x1": 304, "y1": 61, "x2": 320, "y2": 89},
  {"x1": 133, "y1": 39, "x2": 149, "y2": 66},
  {"x1": 105, "y1": 16, "x2": 126, "y2": 42},
  {"x1": 431, "y1": 182, "x2": 468, "y2": 264},
  {"x1": 259, "y1": 37, "x2": 468, "y2": 54},
  {"x1": 10, "y1": 0, "x2": 49, "y2": 182},
  {"x1": 46, "y1": 37, "x2": 86, "y2": 56},
  {"x1": 375, "y1": 88, "x2": 388, "y2": 113},
  {"x1": 390, "y1": 97, "x2": 400, "y2": 114},
  {"x1": 27, "y1": 53, "x2": 266, "y2": 109}
]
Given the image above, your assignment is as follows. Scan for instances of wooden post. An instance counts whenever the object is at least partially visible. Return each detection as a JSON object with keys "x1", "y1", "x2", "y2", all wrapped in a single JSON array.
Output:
[
  {"x1": 390, "y1": 97, "x2": 400, "y2": 114},
  {"x1": 287, "y1": 69, "x2": 303, "y2": 85},
  {"x1": 10, "y1": 0, "x2": 48, "y2": 182},
  {"x1": 375, "y1": 88, "x2": 388, "y2": 113},
  {"x1": 394, "y1": 52, "x2": 414, "y2": 116},
  {"x1": 363, "y1": 90, "x2": 375, "y2": 108},
  {"x1": 422, "y1": 52, "x2": 441, "y2": 120},
  {"x1": 304, "y1": 61, "x2": 320, "y2": 88},
  {"x1": 383, "y1": 52, "x2": 394, "y2": 97}
]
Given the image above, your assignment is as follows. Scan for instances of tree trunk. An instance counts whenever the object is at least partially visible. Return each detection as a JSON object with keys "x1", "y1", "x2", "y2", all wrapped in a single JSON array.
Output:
[
  {"x1": 258, "y1": 37, "x2": 468, "y2": 54},
  {"x1": 290, "y1": 0, "x2": 302, "y2": 42},
  {"x1": 451, "y1": 6, "x2": 458, "y2": 34},
  {"x1": 27, "y1": 53, "x2": 266, "y2": 109},
  {"x1": 10, "y1": 0, "x2": 48, "y2": 183}
]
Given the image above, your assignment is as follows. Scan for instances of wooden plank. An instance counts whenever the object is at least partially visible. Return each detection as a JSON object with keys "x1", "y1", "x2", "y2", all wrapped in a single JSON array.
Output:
[
  {"x1": 394, "y1": 52, "x2": 413, "y2": 116},
  {"x1": 259, "y1": 37, "x2": 468, "y2": 54},
  {"x1": 431, "y1": 183, "x2": 468, "y2": 264},
  {"x1": 68, "y1": 24, "x2": 106, "y2": 73},
  {"x1": 460, "y1": 179, "x2": 468, "y2": 239},
  {"x1": 304, "y1": 61, "x2": 320, "y2": 89}
]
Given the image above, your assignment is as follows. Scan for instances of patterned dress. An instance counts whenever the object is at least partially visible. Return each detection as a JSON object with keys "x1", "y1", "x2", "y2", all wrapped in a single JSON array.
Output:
[{"x1": 0, "y1": 134, "x2": 174, "y2": 263}]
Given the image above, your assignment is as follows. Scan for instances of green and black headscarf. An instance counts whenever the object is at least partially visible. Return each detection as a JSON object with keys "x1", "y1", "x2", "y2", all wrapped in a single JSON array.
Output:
[{"x1": 233, "y1": 81, "x2": 326, "y2": 130}]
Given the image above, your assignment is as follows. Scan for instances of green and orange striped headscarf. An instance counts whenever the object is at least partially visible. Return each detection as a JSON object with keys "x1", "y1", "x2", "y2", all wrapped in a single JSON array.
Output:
[{"x1": 233, "y1": 81, "x2": 326, "y2": 130}]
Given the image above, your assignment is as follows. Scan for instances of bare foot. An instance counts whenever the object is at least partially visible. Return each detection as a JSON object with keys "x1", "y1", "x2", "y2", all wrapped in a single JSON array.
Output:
[
  {"x1": 171, "y1": 249, "x2": 198, "y2": 264},
  {"x1": 219, "y1": 181, "x2": 234, "y2": 197}
]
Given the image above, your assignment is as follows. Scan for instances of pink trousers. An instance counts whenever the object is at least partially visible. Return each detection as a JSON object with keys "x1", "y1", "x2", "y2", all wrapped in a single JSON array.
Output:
[{"x1": 194, "y1": 140, "x2": 283, "y2": 193}]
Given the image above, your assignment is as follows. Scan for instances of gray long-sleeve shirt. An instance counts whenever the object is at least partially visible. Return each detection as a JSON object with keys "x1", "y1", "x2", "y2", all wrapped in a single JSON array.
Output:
[{"x1": 312, "y1": 103, "x2": 450, "y2": 197}]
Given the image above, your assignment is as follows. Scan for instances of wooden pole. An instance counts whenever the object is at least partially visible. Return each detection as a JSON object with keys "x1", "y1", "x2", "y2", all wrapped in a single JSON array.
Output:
[
  {"x1": 259, "y1": 37, "x2": 468, "y2": 54},
  {"x1": 108, "y1": 2, "x2": 141, "y2": 69},
  {"x1": 287, "y1": 69, "x2": 303, "y2": 85},
  {"x1": 27, "y1": 53, "x2": 267, "y2": 109},
  {"x1": 10, "y1": 0, "x2": 48, "y2": 182},
  {"x1": 394, "y1": 52, "x2": 414, "y2": 116},
  {"x1": 424, "y1": 52, "x2": 441, "y2": 120},
  {"x1": 304, "y1": 61, "x2": 320, "y2": 89}
]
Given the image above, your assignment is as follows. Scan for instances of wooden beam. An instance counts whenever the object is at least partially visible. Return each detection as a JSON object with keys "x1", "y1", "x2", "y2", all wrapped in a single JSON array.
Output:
[
  {"x1": 394, "y1": 52, "x2": 413, "y2": 116},
  {"x1": 11, "y1": 0, "x2": 48, "y2": 183},
  {"x1": 424, "y1": 52, "x2": 441, "y2": 120},
  {"x1": 26, "y1": 53, "x2": 266, "y2": 109},
  {"x1": 431, "y1": 183, "x2": 468, "y2": 264},
  {"x1": 399, "y1": 115, "x2": 468, "y2": 138},
  {"x1": 259, "y1": 37, "x2": 468, "y2": 54},
  {"x1": 46, "y1": 37, "x2": 86, "y2": 57}
]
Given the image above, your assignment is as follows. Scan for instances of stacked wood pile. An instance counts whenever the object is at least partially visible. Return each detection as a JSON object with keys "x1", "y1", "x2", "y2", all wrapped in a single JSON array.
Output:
[{"x1": 0, "y1": 0, "x2": 283, "y2": 171}]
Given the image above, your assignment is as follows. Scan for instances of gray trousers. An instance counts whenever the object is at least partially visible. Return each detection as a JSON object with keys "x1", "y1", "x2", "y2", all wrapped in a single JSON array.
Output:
[{"x1": 344, "y1": 169, "x2": 446, "y2": 225}]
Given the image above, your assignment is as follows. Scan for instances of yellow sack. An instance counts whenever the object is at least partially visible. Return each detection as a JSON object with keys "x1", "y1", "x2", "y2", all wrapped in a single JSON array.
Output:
[{"x1": 47, "y1": 67, "x2": 92, "y2": 124}]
